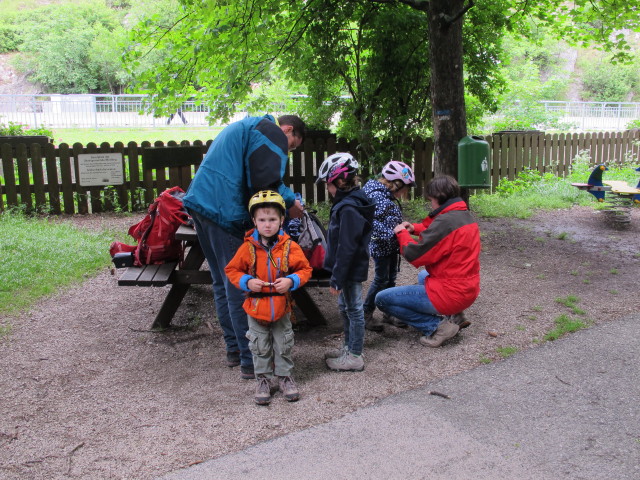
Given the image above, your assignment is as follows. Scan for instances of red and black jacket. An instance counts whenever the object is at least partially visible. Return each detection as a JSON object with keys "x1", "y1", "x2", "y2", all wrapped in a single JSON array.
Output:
[{"x1": 396, "y1": 198, "x2": 480, "y2": 315}]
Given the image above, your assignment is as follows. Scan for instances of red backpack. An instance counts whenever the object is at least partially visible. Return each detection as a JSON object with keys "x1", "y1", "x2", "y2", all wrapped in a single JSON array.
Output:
[{"x1": 110, "y1": 186, "x2": 190, "y2": 266}]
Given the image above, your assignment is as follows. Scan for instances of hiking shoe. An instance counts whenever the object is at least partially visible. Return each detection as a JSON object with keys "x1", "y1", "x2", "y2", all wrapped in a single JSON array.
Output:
[
  {"x1": 226, "y1": 351, "x2": 241, "y2": 368},
  {"x1": 254, "y1": 376, "x2": 271, "y2": 405},
  {"x1": 278, "y1": 376, "x2": 300, "y2": 402},
  {"x1": 448, "y1": 312, "x2": 471, "y2": 329},
  {"x1": 419, "y1": 320, "x2": 460, "y2": 348},
  {"x1": 382, "y1": 313, "x2": 407, "y2": 328},
  {"x1": 364, "y1": 311, "x2": 383, "y2": 332},
  {"x1": 324, "y1": 345, "x2": 348, "y2": 360},
  {"x1": 240, "y1": 365, "x2": 255, "y2": 380},
  {"x1": 326, "y1": 352, "x2": 365, "y2": 372}
]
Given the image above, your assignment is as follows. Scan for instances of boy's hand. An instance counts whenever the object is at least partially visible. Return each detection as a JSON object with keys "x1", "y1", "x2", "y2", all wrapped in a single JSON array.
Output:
[
  {"x1": 273, "y1": 277, "x2": 294, "y2": 293},
  {"x1": 247, "y1": 278, "x2": 264, "y2": 292},
  {"x1": 329, "y1": 287, "x2": 340, "y2": 296}
]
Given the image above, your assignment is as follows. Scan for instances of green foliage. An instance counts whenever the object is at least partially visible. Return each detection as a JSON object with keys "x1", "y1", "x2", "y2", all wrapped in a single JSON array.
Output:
[
  {"x1": 9, "y1": 0, "x2": 127, "y2": 93},
  {"x1": 0, "y1": 121, "x2": 53, "y2": 138},
  {"x1": 470, "y1": 169, "x2": 592, "y2": 218},
  {"x1": 0, "y1": 24, "x2": 22, "y2": 53},
  {"x1": 627, "y1": 119, "x2": 640, "y2": 129},
  {"x1": 543, "y1": 313, "x2": 587, "y2": 341},
  {"x1": 496, "y1": 346, "x2": 518, "y2": 358},
  {"x1": 0, "y1": 211, "x2": 119, "y2": 316},
  {"x1": 579, "y1": 53, "x2": 640, "y2": 102}
]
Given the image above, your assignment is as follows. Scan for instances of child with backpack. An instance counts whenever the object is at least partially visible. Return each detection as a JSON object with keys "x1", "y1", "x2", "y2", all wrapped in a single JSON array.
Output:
[
  {"x1": 224, "y1": 190, "x2": 312, "y2": 405},
  {"x1": 316, "y1": 153, "x2": 375, "y2": 372},
  {"x1": 361, "y1": 161, "x2": 416, "y2": 332}
]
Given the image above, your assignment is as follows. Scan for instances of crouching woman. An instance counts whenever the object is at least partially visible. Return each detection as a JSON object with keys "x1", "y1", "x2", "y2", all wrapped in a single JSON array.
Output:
[{"x1": 375, "y1": 175, "x2": 480, "y2": 347}]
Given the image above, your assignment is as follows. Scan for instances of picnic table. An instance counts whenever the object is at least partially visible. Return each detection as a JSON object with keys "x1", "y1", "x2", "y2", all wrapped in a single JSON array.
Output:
[{"x1": 117, "y1": 224, "x2": 329, "y2": 329}]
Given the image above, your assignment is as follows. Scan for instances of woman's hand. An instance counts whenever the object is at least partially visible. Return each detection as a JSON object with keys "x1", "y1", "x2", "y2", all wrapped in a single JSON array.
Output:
[
  {"x1": 329, "y1": 287, "x2": 340, "y2": 296},
  {"x1": 394, "y1": 221, "x2": 414, "y2": 234}
]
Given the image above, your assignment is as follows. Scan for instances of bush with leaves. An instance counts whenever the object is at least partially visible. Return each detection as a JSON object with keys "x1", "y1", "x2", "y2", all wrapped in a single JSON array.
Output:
[{"x1": 0, "y1": 121, "x2": 53, "y2": 138}]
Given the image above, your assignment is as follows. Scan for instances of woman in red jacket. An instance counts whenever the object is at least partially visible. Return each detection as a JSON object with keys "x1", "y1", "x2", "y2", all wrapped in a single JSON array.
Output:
[{"x1": 375, "y1": 175, "x2": 480, "y2": 347}]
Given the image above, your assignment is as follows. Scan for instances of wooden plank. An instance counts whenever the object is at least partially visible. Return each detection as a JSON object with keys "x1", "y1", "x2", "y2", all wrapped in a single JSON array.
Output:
[
  {"x1": 614, "y1": 131, "x2": 623, "y2": 165},
  {"x1": 142, "y1": 145, "x2": 203, "y2": 169},
  {"x1": 73, "y1": 143, "x2": 89, "y2": 214},
  {"x1": 16, "y1": 144, "x2": 32, "y2": 213},
  {"x1": 100, "y1": 142, "x2": 114, "y2": 212},
  {"x1": 1, "y1": 143, "x2": 18, "y2": 208},
  {"x1": 112, "y1": 142, "x2": 128, "y2": 213},
  {"x1": 170, "y1": 270, "x2": 213, "y2": 285},
  {"x1": 30, "y1": 143, "x2": 47, "y2": 211},
  {"x1": 44, "y1": 143, "x2": 61, "y2": 214},
  {"x1": 58, "y1": 144, "x2": 76, "y2": 214},
  {"x1": 490, "y1": 135, "x2": 500, "y2": 190},
  {"x1": 137, "y1": 264, "x2": 161, "y2": 286},
  {"x1": 151, "y1": 262, "x2": 178, "y2": 286},
  {"x1": 602, "y1": 131, "x2": 610, "y2": 164},
  {"x1": 118, "y1": 267, "x2": 144, "y2": 286},
  {"x1": 127, "y1": 142, "x2": 142, "y2": 210},
  {"x1": 141, "y1": 141, "x2": 155, "y2": 206},
  {"x1": 535, "y1": 133, "x2": 545, "y2": 174}
]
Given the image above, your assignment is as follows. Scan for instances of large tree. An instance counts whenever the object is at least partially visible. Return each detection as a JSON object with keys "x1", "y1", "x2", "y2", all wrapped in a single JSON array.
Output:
[{"x1": 127, "y1": 0, "x2": 639, "y2": 175}]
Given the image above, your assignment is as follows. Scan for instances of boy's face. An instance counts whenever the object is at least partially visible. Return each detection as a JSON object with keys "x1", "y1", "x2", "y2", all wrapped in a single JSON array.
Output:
[{"x1": 253, "y1": 207, "x2": 283, "y2": 238}]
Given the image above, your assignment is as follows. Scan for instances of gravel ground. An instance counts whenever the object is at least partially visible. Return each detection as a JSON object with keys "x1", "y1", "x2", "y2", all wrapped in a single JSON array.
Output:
[{"x1": 1, "y1": 206, "x2": 638, "y2": 479}]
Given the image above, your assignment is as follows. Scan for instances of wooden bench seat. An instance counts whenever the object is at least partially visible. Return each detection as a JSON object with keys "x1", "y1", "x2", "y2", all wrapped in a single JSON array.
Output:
[{"x1": 118, "y1": 262, "x2": 178, "y2": 286}]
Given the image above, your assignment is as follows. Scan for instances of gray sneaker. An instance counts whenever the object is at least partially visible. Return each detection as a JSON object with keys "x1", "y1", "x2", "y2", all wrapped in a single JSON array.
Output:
[
  {"x1": 254, "y1": 376, "x2": 271, "y2": 405},
  {"x1": 382, "y1": 313, "x2": 407, "y2": 328},
  {"x1": 364, "y1": 311, "x2": 383, "y2": 332},
  {"x1": 419, "y1": 320, "x2": 460, "y2": 348},
  {"x1": 324, "y1": 345, "x2": 348, "y2": 360},
  {"x1": 326, "y1": 351, "x2": 365, "y2": 372},
  {"x1": 278, "y1": 376, "x2": 300, "y2": 402}
]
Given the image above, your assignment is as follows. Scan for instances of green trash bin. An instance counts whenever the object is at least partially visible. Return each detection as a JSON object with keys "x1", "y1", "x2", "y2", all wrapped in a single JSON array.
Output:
[{"x1": 458, "y1": 135, "x2": 490, "y2": 188}]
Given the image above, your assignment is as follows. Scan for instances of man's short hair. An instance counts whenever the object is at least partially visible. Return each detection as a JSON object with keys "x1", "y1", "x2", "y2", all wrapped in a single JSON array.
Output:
[
  {"x1": 278, "y1": 115, "x2": 306, "y2": 141},
  {"x1": 426, "y1": 175, "x2": 460, "y2": 205}
]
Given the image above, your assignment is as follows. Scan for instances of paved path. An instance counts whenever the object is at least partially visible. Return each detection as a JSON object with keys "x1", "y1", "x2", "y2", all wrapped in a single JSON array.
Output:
[{"x1": 160, "y1": 314, "x2": 640, "y2": 479}]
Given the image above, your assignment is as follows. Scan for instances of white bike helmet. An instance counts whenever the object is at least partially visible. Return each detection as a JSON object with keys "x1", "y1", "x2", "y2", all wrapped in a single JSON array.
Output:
[
  {"x1": 315, "y1": 152, "x2": 359, "y2": 184},
  {"x1": 381, "y1": 160, "x2": 416, "y2": 187}
]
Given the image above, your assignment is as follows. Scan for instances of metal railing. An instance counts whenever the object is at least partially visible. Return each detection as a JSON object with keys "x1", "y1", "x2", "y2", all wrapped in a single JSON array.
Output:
[
  {"x1": 0, "y1": 94, "x2": 248, "y2": 129},
  {"x1": 541, "y1": 101, "x2": 640, "y2": 131}
]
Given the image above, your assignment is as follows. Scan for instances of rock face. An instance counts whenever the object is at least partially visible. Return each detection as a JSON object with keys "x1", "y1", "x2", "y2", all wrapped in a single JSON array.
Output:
[{"x1": 0, "y1": 53, "x2": 41, "y2": 94}]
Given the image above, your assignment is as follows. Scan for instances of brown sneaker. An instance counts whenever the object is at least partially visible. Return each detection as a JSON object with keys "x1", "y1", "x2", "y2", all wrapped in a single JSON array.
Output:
[
  {"x1": 254, "y1": 376, "x2": 271, "y2": 405},
  {"x1": 278, "y1": 376, "x2": 300, "y2": 402},
  {"x1": 419, "y1": 320, "x2": 460, "y2": 348},
  {"x1": 364, "y1": 311, "x2": 383, "y2": 332},
  {"x1": 449, "y1": 312, "x2": 471, "y2": 329},
  {"x1": 382, "y1": 313, "x2": 407, "y2": 328}
]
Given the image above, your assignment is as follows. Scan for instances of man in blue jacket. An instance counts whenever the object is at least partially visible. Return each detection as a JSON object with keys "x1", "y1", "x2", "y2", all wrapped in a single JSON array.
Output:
[{"x1": 183, "y1": 114, "x2": 306, "y2": 380}]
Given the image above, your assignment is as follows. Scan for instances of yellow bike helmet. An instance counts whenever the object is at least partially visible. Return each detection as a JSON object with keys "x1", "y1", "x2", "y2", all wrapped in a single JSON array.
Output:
[{"x1": 248, "y1": 190, "x2": 286, "y2": 216}]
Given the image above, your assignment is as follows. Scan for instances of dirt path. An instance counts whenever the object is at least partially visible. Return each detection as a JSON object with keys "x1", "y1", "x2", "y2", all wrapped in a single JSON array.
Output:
[{"x1": 1, "y1": 206, "x2": 638, "y2": 479}]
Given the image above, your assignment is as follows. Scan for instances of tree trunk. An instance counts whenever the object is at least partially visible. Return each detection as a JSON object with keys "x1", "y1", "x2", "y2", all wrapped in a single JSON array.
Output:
[{"x1": 427, "y1": 0, "x2": 467, "y2": 178}]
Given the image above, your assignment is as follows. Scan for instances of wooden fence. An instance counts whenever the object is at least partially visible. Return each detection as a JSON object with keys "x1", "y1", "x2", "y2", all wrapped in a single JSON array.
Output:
[{"x1": 1, "y1": 130, "x2": 639, "y2": 214}]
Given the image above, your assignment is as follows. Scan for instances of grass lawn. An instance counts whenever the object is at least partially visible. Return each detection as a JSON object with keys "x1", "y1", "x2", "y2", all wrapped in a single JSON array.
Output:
[{"x1": 51, "y1": 126, "x2": 224, "y2": 146}]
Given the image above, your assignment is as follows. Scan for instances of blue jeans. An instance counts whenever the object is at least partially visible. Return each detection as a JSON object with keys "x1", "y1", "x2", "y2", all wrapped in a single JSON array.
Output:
[
  {"x1": 190, "y1": 210, "x2": 253, "y2": 369},
  {"x1": 363, "y1": 254, "x2": 398, "y2": 314},
  {"x1": 374, "y1": 270, "x2": 442, "y2": 336},
  {"x1": 338, "y1": 281, "x2": 365, "y2": 356}
]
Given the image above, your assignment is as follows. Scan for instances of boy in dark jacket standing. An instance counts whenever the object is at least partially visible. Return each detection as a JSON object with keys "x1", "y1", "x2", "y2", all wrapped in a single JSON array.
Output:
[{"x1": 316, "y1": 153, "x2": 375, "y2": 371}]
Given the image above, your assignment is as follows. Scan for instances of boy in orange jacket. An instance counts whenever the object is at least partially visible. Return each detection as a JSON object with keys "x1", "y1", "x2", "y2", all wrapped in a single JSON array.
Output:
[{"x1": 225, "y1": 190, "x2": 312, "y2": 405}]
